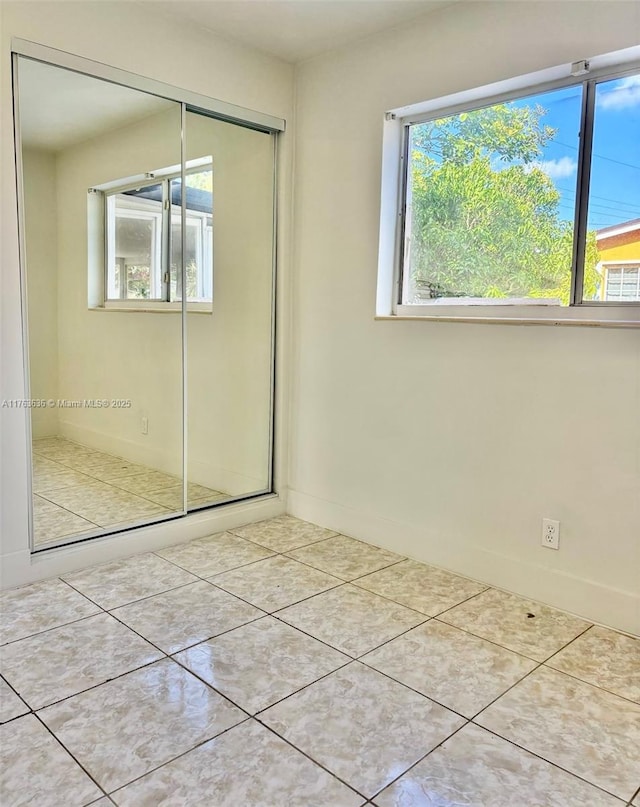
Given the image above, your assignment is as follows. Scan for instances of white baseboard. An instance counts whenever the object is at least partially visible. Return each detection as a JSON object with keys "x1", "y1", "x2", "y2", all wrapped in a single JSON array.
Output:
[
  {"x1": 1, "y1": 495, "x2": 286, "y2": 591},
  {"x1": 58, "y1": 420, "x2": 267, "y2": 496},
  {"x1": 288, "y1": 489, "x2": 639, "y2": 637},
  {"x1": 59, "y1": 420, "x2": 182, "y2": 476}
]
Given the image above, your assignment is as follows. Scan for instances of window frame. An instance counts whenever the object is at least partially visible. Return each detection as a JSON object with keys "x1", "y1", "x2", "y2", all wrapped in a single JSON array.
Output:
[
  {"x1": 98, "y1": 160, "x2": 213, "y2": 311},
  {"x1": 382, "y1": 52, "x2": 640, "y2": 326}
]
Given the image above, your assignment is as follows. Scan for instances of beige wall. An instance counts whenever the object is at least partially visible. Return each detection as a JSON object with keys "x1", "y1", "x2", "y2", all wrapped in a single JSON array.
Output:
[
  {"x1": 0, "y1": 1, "x2": 292, "y2": 585},
  {"x1": 22, "y1": 148, "x2": 59, "y2": 437},
  {"x1": 289, "y1": 1, "x2": 640, "y2": 634}
]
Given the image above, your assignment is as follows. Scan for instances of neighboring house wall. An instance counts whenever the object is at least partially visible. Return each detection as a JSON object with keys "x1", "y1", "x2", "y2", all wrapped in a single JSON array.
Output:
[{"x1": 596, "y1": 222, "x2": 640, "y2": 301}]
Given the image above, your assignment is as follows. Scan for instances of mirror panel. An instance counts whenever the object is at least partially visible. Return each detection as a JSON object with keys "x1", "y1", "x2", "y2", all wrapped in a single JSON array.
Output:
[
  {"x1": 184, "y1": 111, "x2": 275, "y2": 508},
  {"x1": 17, "y1": 56, "x2": 186, "y2": 548}
]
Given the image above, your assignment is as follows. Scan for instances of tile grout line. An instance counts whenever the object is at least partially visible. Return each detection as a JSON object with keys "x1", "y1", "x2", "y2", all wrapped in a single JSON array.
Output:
[
  {"x1": 5, "y1": 518, "x2": 638, "y2": 802},
  {"x1": 428, "y1": 613, "x2": 587, "y2": 664},
  {"x1": 470, "y1": 721, "x2": 631, "y2": 803},
  {"x1": 101, "y1": 716, "x2": 255, "y2": 799},
  {"x1": 32, "y1": 710, "x2": 110, "y2": 801},
  {"x1": 4, "y1": 543, "x2": 629, "y2": 710},
  {"x1": 367, "y1": 718, "x2": 472, "y2": 803},
  {"x1": 251, "y1": 715, "x2": 370, "y2": 802},
  {"x1": 364, "y1": 621, "x2": 626, "y2": 804},
  {"x1": 33, "y1": 441, "x2": 220, "y2": 545},
  {"x1": 143, "y1": 541, "x2": 638, "y2": 801}
]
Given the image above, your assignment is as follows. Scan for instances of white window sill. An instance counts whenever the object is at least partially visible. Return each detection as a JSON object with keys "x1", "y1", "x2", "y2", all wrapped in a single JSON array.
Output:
[
  {"x1": 90, "y1": 302, "x2": 212, "y2": 314},
  {"x1": 378, "y1": 303, "x2": 640, "y2": 328}
]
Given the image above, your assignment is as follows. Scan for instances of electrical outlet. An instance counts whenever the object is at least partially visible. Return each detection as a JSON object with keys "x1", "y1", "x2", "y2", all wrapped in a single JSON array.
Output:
[
  {"x1": 141, "y1": 416, "x2": 148, "y2": 435},
  {"x1": 542, "y1": 518, "x2": 560, "y2": 550}
]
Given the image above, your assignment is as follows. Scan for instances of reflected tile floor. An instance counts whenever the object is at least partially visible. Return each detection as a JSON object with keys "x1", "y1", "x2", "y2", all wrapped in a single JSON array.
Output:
[
  {"x1": 31, "y1": 437, "x2": 226, "y2": 547},
  {"x1": 1, "y1": 515, "x2": 639, "y2": 807}
]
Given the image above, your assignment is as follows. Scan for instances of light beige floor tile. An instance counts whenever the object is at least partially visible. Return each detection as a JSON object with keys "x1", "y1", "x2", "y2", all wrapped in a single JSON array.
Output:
[
  {"x1": 0, "y1": 578, "x2": 100, "y2": 645},
  {"x1": 144, "y1": 484, "x2": 225, "y2": 510},
  {"x1": 440, "y1": 588, "x2": 590, "y2": 661},
  {"x1": 62, "y1": 553, "x2": 198, "y2": 610},
  {"x1": 175, "y1": 617, "x2": 350, "y2": 714},
  {"x1": 0, "y1": 678, "x2": 29, "y2": 723},
  {"x1": 90, "y1": 799, "x2": 114, "y2": 806},
  {"x1": 187, "y1": 494, "x2": 227, "y2": 508},
  {"x1": 111, "y1": 718, "x2": 363, "y2": 807},
  {"x1": 261, "y1": 662, "x2": 464, "y2": 798},
  {"x1": 31, "y1": 455, "x2": 65, "y2": 473},
  {"x1": 33, "y1": 496, "x2": 98, "y2": 545},
  {"x1": 231, "y1": 515, "x2": 339, "y2": 552},
  {"x1": 32, "y1": 440, "x2": 100, "y2": 462},
  {"x1": 361, "y1": 620, "x2": 537, "y2": 716},
  {"x1": 36, "y1": 478, "x2": 134, "y2": 507},
  {"x1": 33, "y1": 467, "x2": 97, "y2": 493},
  {"x1": 81, "y1": 460, "x2": 150, "y2": 481},
  {"x1": 156, "y1": 532, "x2": 275, "y2": 577},
  {"x1": 476, "y1": 666, "x2": 640, "y2": 801},
  {"x1": 42, "y1": 483, "x2": 169, "y2": 526},
  {"x1": 633, "y1": 792, "x2": 640, "y2": 807},
  {"x1": 36, "y1": 449, "x2": 103, "y2": 466},
  {"x1": 210, "y1": 555, "x2": 342, "y2": 612},
  {"x1": 277, "y1": 584, "x2": 426, "y2": 657},
  {"x1": 355, "y1": 559, "x2": 487, "y2": 615},
  {"x1": 39, "y1": 659, "x2": 244, "y2": 792},
  {"x1": 112, "y1": 581, "x2": 263, "y2": 654},
  {"x1": 373, "y1": 722, "x2": 624, "y2": 807},
  {"x1": 108, "y1": 470, "x2": 181, "y2": 495},
  {"x1": 52, "y1": 448, "x2": 119, "y2": 469},
  {"x1": 0, "y1": 613, "x2": 162, "y2": 710},
  {"x1": 32, "y1": 437, "x2": 70, "y2": 450},
  {"x1": 287, "y1": 534, "x2": 404, "y2": 581},
  {"x1": 0, "y1": 714, "x2": 102, "y2": 807},
  {"x1": 546, "y1": 625, "x2": 640, "y2": 702}
]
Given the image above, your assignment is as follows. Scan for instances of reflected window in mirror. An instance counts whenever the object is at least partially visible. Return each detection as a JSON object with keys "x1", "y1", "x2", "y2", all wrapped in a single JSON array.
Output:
[{"x1": 96, "y1": 160, "x2": 213, "y2": 308}]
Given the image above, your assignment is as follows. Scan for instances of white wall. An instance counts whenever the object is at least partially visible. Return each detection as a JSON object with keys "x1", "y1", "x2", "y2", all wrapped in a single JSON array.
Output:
[
  {"x1": 0, "y1": 1, "x2": 292, "y2": 586},
  {"x1": 21, "y1": 148, "x2": 59, "y2": 438},
  {"x1": 289, "y1": 0, "x2": 640, "y2": 634}
]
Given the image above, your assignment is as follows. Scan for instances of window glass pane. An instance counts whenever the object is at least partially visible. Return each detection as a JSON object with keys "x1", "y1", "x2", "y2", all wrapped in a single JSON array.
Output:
[
  {"x1": 584, "y1": 73, "x2": 640, "y2": 302},
  {"x1": 169, "y1": 167, "x2": 213, "y2": 302},
  {"x1": 107, "y1": 184, "x2": 163, "y2": 300},
  {"x1": 404, "y1": 85, "x2": 582, "y2": 306}
]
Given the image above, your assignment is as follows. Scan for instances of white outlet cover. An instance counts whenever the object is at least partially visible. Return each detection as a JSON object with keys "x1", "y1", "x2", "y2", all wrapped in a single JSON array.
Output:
[{"x1": 542, "y1": 518, "x2": 560, "y2": 550}]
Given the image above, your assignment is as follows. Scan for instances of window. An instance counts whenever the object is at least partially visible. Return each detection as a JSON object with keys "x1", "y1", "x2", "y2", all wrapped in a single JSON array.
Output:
[
  {"x1": 602, "y1": 265, "x2": 640, "y2": 301},
  {"x1": 381, "y1": 52, "x2": 640, "y2": 324},
  {"x1": 101, "y1": 161, "x2": 213, "y2": 306}
]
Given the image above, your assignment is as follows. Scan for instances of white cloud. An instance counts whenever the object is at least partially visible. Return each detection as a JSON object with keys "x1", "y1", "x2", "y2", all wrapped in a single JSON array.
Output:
[
  {"x1": 598, "y1": 75, "x2": 640, "y2": 110},
  {"x1": 527, "y1": 156, "x2": 577, "y2": 180}
]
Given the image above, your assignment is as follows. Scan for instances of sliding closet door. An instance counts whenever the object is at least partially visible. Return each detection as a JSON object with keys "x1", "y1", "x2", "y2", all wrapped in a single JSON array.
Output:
[
  {"x1": 183, "y1": 110, "x2": 275, "y2": 507},
  {"x1": 15, "y1": 56, "x2": 185, "y2": 549}
]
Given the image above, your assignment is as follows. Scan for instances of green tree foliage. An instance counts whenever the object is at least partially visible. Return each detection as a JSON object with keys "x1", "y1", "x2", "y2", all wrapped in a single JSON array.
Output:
[{"x1": 408, "y1": 104, "x2": 599, "y2": 303}]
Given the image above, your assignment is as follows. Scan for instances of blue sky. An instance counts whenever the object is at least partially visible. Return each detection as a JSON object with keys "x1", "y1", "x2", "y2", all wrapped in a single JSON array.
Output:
[{"x1": 512, "y1": 75, "x2": 640, "y2": 230}]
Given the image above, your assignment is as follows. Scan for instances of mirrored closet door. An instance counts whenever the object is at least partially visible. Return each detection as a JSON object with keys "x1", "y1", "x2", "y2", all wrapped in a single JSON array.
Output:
[{"x1": 13, "y1": 44, "x2": 280, "y2": 550}]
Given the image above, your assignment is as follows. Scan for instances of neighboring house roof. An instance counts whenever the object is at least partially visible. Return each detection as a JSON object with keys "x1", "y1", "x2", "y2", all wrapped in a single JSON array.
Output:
[{"x1": 596, "y1": 218, "x2": 640, "y2": 249}]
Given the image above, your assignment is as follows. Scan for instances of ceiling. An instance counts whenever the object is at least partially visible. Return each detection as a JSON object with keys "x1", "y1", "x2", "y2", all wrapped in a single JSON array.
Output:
[
  {"x1": 151, "y1": 0, "x2": 454, "y2": 64},
  {"x1": 18, "y1": 58, "x2": 171, "y2": 151}
]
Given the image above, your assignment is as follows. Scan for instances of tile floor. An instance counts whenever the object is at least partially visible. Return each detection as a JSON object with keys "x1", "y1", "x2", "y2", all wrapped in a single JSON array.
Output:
[
  {"x1": 1, "y1": 515, "x2": 639, "y2": 806},
  {"x1": 31, "y1": 437, "x2": 225, "y2": 547}
]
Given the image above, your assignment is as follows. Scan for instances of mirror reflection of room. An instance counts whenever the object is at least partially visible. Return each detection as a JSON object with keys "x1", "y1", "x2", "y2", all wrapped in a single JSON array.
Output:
[
  {"x1": 184, "y1": 111, "x2": 274, "y2": 514},
  {"x1": 19, "y1": 56, "x2": 276, "y2": 550},
  {"x1": 19, "y1": 58, "x2": 188, "y2": 548}
]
